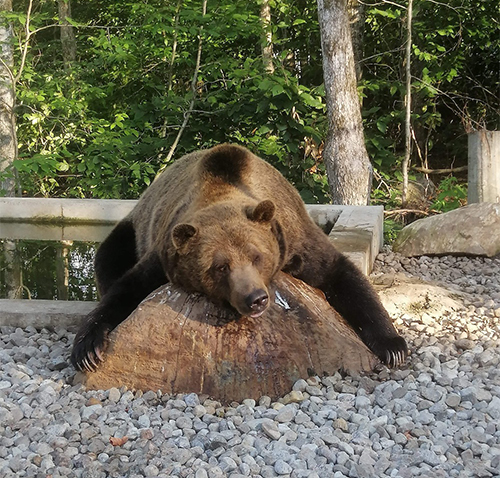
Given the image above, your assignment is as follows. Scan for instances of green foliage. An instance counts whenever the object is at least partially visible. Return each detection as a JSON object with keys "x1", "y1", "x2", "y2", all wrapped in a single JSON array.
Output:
[
  {"x1": 364, "y1": 0, "x2": 498, "y2": 212},
  {"x1": 430, "y1": 176, "x2": 467, "y2": 213},
  {"x1": 2, "y1": 0, "x2": 496, "y2": 209},
  {"x1": 7, "y1": 0, "x2": 328, "y2": 201},
  {"x1": 383, "y1": 219, "x2": 404, "y2": 245},
  {"x1": 371, "y1": 168, "x2": 403, "y2": 211}
]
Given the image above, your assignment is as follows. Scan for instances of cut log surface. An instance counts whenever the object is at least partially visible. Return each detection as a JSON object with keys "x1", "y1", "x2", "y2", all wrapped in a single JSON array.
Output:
[{"x1": 83, "y1": 272, "x2": 377, "y2": 403}]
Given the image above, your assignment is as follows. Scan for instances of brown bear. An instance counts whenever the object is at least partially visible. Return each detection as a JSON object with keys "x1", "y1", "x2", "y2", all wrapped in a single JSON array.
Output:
[{"x1": 71, "y1": 144, "x2": 408, "y2": 372}]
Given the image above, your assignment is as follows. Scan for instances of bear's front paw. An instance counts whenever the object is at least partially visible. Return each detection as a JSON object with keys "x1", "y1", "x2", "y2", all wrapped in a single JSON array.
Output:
[
  {"x1": 372, "y1": 335, "x2": 408, "y2": 368},
  {"x1": 71, "y1": 321, "x2": 110, "y2": 372}
]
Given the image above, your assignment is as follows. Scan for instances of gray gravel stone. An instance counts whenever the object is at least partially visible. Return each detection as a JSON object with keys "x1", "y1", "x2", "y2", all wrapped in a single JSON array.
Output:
[
  {"x1": 275, "y1": 404, "x2": 296, "y2": 423},
  {"x1": 274, "y1": 459, "x2": 293, "y2": 475},
  {"x1": 108, "y1": 387, "x2": 121, "y2": 402},
  {"x1": 261, "y1": 420, "x2": 281, "y2": 440},
  {"x1": 0, "y1": 250, "x2": 499, "y2": 478}
]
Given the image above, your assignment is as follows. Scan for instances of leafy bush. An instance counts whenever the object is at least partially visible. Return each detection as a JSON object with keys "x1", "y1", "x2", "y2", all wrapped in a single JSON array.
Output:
[
  {"x1": 430, "y1": 177, "x2": 467, "y2": 213},
  {"x1": 2, "y1": 0, "x2": 496, "y2": 210}
]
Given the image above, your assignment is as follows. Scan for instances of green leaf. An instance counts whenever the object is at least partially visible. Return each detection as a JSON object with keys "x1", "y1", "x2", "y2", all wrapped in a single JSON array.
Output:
[
  {"x1": 376, "y1": 120, "x2": 388, "y2": 133},
  {"x1": 271, "y1": 84, "x2": 284, "y2": 96}
]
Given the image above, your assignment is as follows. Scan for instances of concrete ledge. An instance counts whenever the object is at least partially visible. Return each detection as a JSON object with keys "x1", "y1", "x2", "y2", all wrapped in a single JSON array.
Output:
[
  {"x1": 1, "y1": 199, "x2": 384, "y2": 327},
  {"x1": 306, "y1": 204, "x2": 384, "y2": 275},
  {"x1": 1, "y1": 199, "x2": 383, "y2": 273},
  {"x1": 0, "y1": 222, "x2": 114, "y2": 242},
  {"x1": 0, "y1": 299, "x2": 95, "y2": 331},
  {"x1": 328, "y1": 205, "x2": 384, "y2": 275},
  {"x1": 0, "y1": 197, "x2": 137, "y2": 224}
]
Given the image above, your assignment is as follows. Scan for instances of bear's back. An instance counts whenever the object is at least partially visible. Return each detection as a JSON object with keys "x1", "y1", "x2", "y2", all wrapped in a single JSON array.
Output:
[{"x1": 131, "y1": 144, "x2": 313, "y2": 254}]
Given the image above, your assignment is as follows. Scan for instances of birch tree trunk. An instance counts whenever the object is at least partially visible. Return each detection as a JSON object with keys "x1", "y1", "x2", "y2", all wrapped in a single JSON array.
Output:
[
  {"x1": 317, "y1": 0, "x2": 372, "y2": 205},
  {"x1": 58, "y1": 0, "x2": 77, "y2": 68},
  {"x1": 401, "y1": 0, "x2": 413, "y2": 207},
  {"x1": 259, "y1": 0, "x2": 274, "y2": 74},
  {"x1": 0, "y1": 0, "x2": 16, "y2": 196}
]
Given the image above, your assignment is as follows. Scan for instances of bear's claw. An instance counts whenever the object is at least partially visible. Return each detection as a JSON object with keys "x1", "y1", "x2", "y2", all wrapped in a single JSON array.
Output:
[
  {"x1": 385, "y1": 349, "x2": 406, "y2": 368},
  {"x1": 71, "y1": 322, "x2": 110, "y2": 373},
  {"x1": 372, "y1": 335, "x2": 408, "y2": 368}
]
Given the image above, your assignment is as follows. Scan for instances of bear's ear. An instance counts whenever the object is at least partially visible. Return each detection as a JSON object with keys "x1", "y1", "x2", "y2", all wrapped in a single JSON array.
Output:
[
  {"x1": 172, "y1": 224, "x2": 198, "y2": 252},
  {"x1": 247, "y1": 200, "x2": 275, "y2": 223}
]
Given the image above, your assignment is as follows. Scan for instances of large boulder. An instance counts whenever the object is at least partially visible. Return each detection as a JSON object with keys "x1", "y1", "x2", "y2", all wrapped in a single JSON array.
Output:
[
  {"x1": 82, "y1": 272, "x2": 377, "y2": 403},
  {"x1": 393, "y1": 203, "x2": 500, "y2": 257}
]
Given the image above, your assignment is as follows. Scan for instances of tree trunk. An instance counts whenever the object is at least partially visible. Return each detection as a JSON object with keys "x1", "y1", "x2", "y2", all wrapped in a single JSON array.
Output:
[
  {"x1": 83, "y1": 273, "x2": 376, "y2": 403},
  {"x1": 0, "y1": 0, "x2": 16, "y2": 196},
  {"x1": 259, "y1": 0, "x2": 274, "y2": 74},
  {"x1": 347, "y1": 0, "x2": 364, "y2": 82},
  {"x1": 58, "y1": 0, "x2": 77, "y2": 68},
  {"x1": 401, "y1": 0, "x2": 413, "y2": 208},
  {"x1": 317, "y1": 0, "x2": 372, "y2": 205},
  {"x1": 3, "y1": 239, "x2": 22, "y2": 299}
]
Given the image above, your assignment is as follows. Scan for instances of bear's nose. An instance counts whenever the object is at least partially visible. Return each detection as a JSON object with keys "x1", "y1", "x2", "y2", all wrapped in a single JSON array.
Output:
[{"x1": 246, "y1": 289, "x2": 269, "y2": 312}]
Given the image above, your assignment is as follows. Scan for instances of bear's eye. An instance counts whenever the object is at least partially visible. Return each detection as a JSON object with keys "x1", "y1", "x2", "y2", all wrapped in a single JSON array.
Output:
[
  {"x1": 215, "y1": 263, "x2": 229, "y2": 274},
  {"x1": 252, "y1": 253, "x2": 262, "y2": 266}
]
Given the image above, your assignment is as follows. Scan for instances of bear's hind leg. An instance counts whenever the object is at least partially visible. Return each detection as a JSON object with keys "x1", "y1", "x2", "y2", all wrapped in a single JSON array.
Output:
[{"x1": 94, "y1": 220, "x2": 138, "y2": 296}]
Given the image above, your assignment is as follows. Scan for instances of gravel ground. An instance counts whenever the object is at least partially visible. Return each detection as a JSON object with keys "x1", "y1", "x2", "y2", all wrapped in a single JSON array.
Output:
[{"x1": 1, "y1": 249, "x2": 499, "y2": 478}]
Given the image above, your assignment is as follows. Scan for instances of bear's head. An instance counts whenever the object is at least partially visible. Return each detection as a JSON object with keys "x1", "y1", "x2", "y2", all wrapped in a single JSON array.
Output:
[{"x1": 168, "y1": 200, "x2": 285, "y2": 318}]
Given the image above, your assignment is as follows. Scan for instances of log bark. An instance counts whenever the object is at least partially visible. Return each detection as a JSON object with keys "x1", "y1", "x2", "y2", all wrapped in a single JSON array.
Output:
[{"x1": 83, "y1": 273, "x2": 377, "y2": 403}]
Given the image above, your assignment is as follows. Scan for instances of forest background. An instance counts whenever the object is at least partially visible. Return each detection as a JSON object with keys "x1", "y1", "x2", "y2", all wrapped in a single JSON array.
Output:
[{"x1": 0, "y1": 0, "x2": 498, "y2": 227}]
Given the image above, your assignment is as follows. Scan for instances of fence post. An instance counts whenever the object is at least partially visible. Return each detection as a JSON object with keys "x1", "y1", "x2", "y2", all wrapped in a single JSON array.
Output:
[{"x1": 468, "y1": 130, "x2": 500, "y2": 203}]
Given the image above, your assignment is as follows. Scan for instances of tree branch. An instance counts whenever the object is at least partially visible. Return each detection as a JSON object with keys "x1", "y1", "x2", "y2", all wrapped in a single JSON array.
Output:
[
  {"x1": 384, "y1": 208, "x2": 430, "y2": 217},
  {"x1": 167, "y1": 0, "x2": 182, "y2": 92},
  {"x1": 158, "y1": 0, "x2": 207, "y2": 173},
  {"x1": 14, "y1": 0, "x2": 33, "y2": 84},
  {"x1": 413, "y1": 165, "x2": 468, "y2": 175}
]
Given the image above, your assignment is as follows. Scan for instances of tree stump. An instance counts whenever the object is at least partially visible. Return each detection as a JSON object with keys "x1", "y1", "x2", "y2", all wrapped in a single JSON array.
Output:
[{"x1": 83, "y1": 272, "x2": 377, "y2": 403}]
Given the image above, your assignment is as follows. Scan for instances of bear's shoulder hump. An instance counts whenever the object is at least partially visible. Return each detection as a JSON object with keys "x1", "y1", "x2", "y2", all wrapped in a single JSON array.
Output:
[{"x1": 201, "y1": 144, "x2": 252, "y2": 185}]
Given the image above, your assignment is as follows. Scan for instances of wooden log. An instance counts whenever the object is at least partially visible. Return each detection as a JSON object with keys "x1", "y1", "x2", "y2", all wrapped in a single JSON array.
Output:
[{"x1": 83, "y1": 272, "x2": 377, "y2": 403}]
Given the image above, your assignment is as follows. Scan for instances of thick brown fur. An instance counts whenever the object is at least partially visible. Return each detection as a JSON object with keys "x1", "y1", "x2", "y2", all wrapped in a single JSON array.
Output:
[{"x1": 72, "y1": 144, "x2": 408, "y2": 372}]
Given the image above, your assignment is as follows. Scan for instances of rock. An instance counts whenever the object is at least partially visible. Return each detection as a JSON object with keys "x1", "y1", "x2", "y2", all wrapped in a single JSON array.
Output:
[
  {"x1": 282, "y1": 391, "x2": 305, "y2": 404},
  {"x1": 84, "y1": 273, "x2": 376, "y2": 403},
  {"x1": 393, "y1": 203, "x2": 500, "y2": 257},
  {"x1": 355, "y1": 396, "x2": 371, "y2": 409},
  {"x1": 445, "y1": 394, "x2": 461, "y2": 408},
  {"x1": 108, "y1": 387, "x2": 121, "y2": 402},
  {"x1": 275, "y1": 405, "x2": 297, "y2": 423},
  {"x1": 375, "y1": 275, "x2": 468, "y2": 321},
  {"x1": 292, "y1": 379, "x2": 308, "y2": 392},
  {"x1": 274, "y1": 460, "x2": 293, "y2": 475},
  {"x1": 261, "y1": 420, "x2": 281, "y2": 441},
  {"x1": 421, "y1": 387, "x2": 443, "y2": 403},
  {"x1": 333, "y1": 418, "x2": 349, "y2": 432},
  {"x1": 455, "y1": 339, "x2": 475, "y2": 351}
]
